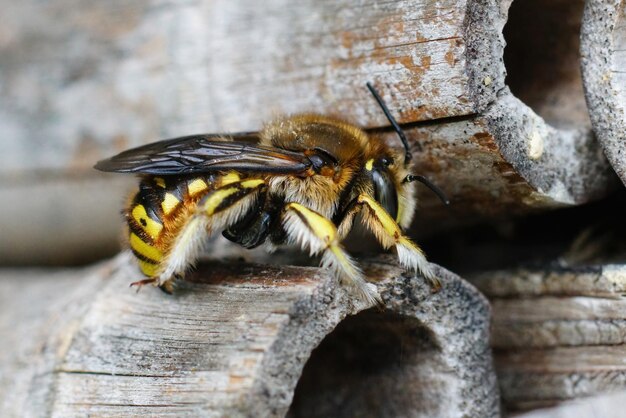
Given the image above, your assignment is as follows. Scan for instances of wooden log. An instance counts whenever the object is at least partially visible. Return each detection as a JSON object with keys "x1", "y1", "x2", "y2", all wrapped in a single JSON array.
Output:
[
  {"x1": 0, "y1": 0, "x2": 615, "y2": 264},
  {"x1": 469, "y1": 265, "x2": 626, "y2": 413},
  {"x1": 581, "y1": 0, "x2": 626, "y2": 186},
  {"x1": 0, "y1": 255, "x2": 499, "y2": 417}
]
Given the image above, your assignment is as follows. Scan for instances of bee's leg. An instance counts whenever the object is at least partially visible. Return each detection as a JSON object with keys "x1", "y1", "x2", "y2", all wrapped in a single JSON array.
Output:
[
  {"x1": 156, "y1": 179, "x2": 266, "y2": 288},
  {"x1": 158, "y1": 274, "x2": 181, "y2": 294},
  {"x1": 129, "y1": 277, "x2": 157, "y2": 291},
  {"x1": 281, "y1": 202, "x2": 381, "y2": 304},
  {"x1": 128, "y1": 277, "x2": 175, "y2": 294},
  {"x1": 353, "y1": 194, "x2": 440, "y2": 291},
  {"x1": 222, "y1": 193, "x2": 281, "y2": 249}
]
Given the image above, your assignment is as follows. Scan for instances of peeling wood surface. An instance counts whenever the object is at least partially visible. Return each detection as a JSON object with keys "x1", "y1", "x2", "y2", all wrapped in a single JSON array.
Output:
[
  {"x1": 470, "y1": 265, "x2": 626, "y2": 413},
  {"x1": 0, "y1": 255, "x2": 498, "y2": 417}
]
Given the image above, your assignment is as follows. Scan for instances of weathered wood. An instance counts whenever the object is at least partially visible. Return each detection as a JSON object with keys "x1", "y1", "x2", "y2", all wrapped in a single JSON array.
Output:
[
  {"x1": 0, "y1": 174, "x2": 133, "y2": 265},
  {"x1": 581, "y1": 0, "x2": 626, "y2": 186},
  {"x1": 0, "y1": 255, "x2": 499, "y2": 417},
  {"x1": 0, "y1": 0, "x2": 615, "y2": 263},
  {"x1": 0, "y1": 0, "x2": 489, "y2": 161},
  {"x1": 470, "y1": 265, "x2": 626, "y2": 413},
  {"x1": 515, "y1": 390, "x2": 626, "y2": 418},
  {"x1": 391, "y1": 94, "x2": 614, "y2": 221}
]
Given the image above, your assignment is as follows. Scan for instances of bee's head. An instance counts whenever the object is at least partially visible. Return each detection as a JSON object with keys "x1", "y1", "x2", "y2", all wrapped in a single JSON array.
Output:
[{"x1": 365, "y1": 151, "x2": 449, "y2": 229}]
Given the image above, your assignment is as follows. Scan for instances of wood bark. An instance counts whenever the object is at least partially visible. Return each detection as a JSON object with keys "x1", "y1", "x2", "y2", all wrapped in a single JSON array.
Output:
[
  {"x1": 0, "y1": 255, "x2": 498, "y2": 417},
  {"x1": 581, "y1": 0, "x2": 626, "y2": 186},
  {"x1": 470, "y1": 265, "x2": 626, "y2": 413},
  {"x1": 0, "y1": 0, "x2": 616, "y2": 264}
]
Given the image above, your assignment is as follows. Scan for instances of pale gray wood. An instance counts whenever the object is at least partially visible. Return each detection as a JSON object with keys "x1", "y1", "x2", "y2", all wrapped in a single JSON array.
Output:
[
  {"x1": 0, "y1": 0, "x2": 482, "y2": 175},
  {"x1": 581, "y1": 0, "x2": 626, "y2": 186},
  {"x1": 0, "y1": 255, "x2": 499, "y2": 417},
  {"x1": 0, "y1": 174, "x2": 133, "y2": 265},
  {"x1": 395, "y1": 95, "x2": 614, "y2": 222},
  {"x1": 470, "y1": 265, "x2": 626, "y2": 413},
  {"x1": 516, "y1": 391, "x2": 626, "y2": 418}
]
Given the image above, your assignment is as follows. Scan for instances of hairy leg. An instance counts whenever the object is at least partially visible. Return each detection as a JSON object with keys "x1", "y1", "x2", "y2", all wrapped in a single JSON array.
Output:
[
  {"x1": 281, "y1": 202, "x2": 381, "y2": 305},
  {"x1": 343, "y1": 194, "x2": 440, "y2": 290}
]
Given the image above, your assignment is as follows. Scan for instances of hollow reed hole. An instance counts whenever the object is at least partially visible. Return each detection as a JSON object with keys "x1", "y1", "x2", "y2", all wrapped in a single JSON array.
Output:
[
  {"x1": 503, "y1": 0, "x2": 591, "y2": 129},
  {"x1": 286, "y1": 309, "x2": 444, "y2": 418}
]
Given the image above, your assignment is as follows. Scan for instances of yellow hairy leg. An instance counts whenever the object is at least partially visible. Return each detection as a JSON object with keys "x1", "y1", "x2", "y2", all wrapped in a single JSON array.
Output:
[
  {"x1": 282, "y1": 202, "x2": 381, "y2": 305},
  {"x1": 355, "y1": 194, "x2": 440, "y2": 290},
  {"x1": 155, "y1": 179, "x2": 266, "y2": 291}
]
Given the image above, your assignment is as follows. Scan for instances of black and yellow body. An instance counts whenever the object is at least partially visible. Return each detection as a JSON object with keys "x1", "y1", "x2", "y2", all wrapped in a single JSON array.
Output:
[
  {"x1": 126, "y1": 172, "x2": 263, "y2": 291},
  {"x1": 96, "y1": 92, "x2": 446, "y2": 303}
]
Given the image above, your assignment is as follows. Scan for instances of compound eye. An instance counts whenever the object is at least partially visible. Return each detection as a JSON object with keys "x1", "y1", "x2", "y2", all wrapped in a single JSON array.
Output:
[
  {"x1": 372, "y1": 167, "x2": 398, "y2": 220},
  {"x1": 381, "y1": 157, "x2": 394, "y2": 167},
  {"x1": 308, "y1": 147, "x2": 338, "y2": 173}
]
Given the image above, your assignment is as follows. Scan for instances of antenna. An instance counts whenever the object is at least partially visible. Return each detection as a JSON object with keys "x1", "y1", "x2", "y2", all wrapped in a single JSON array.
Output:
[
  {"x1": 366, "y1": 82, "x2": 412, "y2": 166},
  {"x1": 404, "y1": 174, "x2": 450, "y2": 206}
]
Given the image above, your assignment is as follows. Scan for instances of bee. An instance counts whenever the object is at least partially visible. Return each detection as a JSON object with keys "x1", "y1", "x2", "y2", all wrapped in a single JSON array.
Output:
[{"x1": 95, "y1": 83, "x2": 448, "y2": 304}]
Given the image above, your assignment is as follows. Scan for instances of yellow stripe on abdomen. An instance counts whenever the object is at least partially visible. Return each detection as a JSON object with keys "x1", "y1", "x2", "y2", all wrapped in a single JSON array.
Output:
[
  {"x1": 220, "y1": 172, "x2": 241, "y2": 186},
  {"x1": 138, "y1": 259, "x2": 160, "y2": 277},
  {"x1": 202, "y1": 188, "x2": 239, "y2": 215},
  {"x1": 200, "y1": 179, "x2": 265, "y2": 215},
  {"x1": 154, "y1": 177, "x2": 166, "y2": 188},
  {"x1": 188, "y1": 178, "x2": 208, "y2": 196},
  {"x1": 161, "y1": 192, "x2": 181, "y2": 215},
  {"x1": 129, "y1": 232, "x2": 163, "y2": 262},
  {"x1": 240, "y1": 179, "x2": 264, "y2": 189},
  {"x1": 131, "y1": 204, "x2": 163, "y2": 239}
]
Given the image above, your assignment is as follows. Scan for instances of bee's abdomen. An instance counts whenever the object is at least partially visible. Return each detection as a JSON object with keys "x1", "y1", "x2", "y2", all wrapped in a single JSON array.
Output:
[{"x1": 126, "y1": 175, "x2": 214, "y2": 278}]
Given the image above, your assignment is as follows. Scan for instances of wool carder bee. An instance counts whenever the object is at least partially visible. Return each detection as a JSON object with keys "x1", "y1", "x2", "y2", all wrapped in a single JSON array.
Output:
[{"x1": 95, "y1": 83, "x2": 448, "y2": 303}]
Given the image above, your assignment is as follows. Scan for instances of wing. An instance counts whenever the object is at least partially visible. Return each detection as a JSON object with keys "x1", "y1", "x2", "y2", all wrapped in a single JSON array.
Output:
[{"x1": 94, "y1": 133, "x2": 312, "y2": 175}]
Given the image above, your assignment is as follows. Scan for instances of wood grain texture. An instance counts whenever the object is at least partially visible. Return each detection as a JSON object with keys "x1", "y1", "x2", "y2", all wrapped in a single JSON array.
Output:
[
  {"x1": 0, "y1": 255, "x2": 499, "y2": 417},
  {"x1": 581, "y1": 0, "x2": 626, "y2": 186},
  {"x1": 0, "y1": 0, "x2": 482, "y2": 174},
  {"x1": 397, "y1": 97, "x2": 614, "y2": 221},
  {"x1": 470, "y1": 265, "x2": 626, "y2": 413},
  {"x1": 0, "y1": 0, "x2": 607, "y2": 184}
]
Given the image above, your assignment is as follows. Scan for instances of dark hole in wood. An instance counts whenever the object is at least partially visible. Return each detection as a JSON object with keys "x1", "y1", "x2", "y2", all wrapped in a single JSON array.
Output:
[
  {"x1": 287, "y1": 309, "x2": 444, "y2": 418},
  {"x1": 503, "y1": 0, "x2": 591, "y2": 129},
  {"x1": 425, "y1": 191, "x2": 626, "y2": 276}
]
